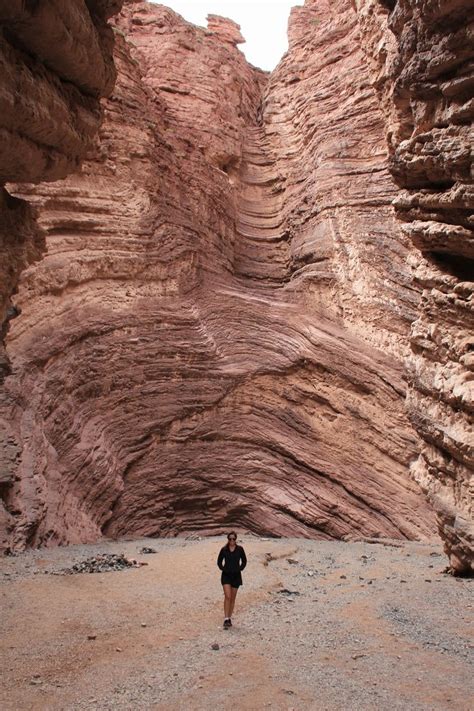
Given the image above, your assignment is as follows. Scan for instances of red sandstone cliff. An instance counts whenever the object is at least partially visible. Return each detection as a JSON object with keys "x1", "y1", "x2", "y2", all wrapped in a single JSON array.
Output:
[
  {"x1": 1, "y1": 0, "x2": 436, "y2": 551},
  {"x1": 0, "y1": 0, "x2": 123, "y2": 549},
  {"x1": 356, "y1": 0, "x2": 473, "y2": 575}
]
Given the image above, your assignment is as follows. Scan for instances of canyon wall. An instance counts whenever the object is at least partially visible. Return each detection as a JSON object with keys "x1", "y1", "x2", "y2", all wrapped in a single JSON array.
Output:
[
  {"x1": 262, "y1": 0, "x2": 422, "y2": 359},
  {"x1": 0, "y1": 0, "x2": 437, "y2": 551},
  {"x1": 356, "y1": 0, "x2": 473, "y2": 575},
  {"x1": 0, "y1": 0, "x2": 123, "y2": 549}
]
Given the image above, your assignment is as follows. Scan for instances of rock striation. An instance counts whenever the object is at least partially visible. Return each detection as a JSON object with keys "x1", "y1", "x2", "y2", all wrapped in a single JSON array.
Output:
[
  {"x1": 0, "y1": 0, "x2": 438, "y2": 551},
  {"x1": 0, "y1": 0, "x2": 121, "y2": 184},
  {"x1": 0, "y1": 0, "x2": 123, "y2": 549},
  {"x1": 357, "y1": 0, "x2": 473, "y2": 575},
  {"x1": 0, "y1": 0, "x2": 122, "y2": 364}
]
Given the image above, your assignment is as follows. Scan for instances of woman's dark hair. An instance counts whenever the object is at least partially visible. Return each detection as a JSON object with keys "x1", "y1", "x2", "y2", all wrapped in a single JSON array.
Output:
[{"x1": 227, "y1": 531, "x2": 237, "y2": 545}]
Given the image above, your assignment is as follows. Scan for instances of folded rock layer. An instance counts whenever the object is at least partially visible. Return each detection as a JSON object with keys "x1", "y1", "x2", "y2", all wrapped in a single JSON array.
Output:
[{"x1": 1, "y1": 0, "x2": 439, "y2": 550}]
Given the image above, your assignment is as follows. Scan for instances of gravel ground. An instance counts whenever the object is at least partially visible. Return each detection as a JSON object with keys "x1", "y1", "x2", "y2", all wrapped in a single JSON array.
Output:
[{"x1": 1, "y1": 535, "x2": 472, "y2": 710}]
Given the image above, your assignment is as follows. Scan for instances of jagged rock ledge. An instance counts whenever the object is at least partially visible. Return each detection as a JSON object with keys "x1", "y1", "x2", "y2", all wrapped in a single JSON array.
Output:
[{"x1": 357, "y1": 0, "x2": 473, "y2": 575}]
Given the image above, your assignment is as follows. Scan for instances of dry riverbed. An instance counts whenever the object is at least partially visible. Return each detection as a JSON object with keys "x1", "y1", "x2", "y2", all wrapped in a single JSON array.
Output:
[{"x1": 1, "y1": 536, "x2": 473, "y2": 710}]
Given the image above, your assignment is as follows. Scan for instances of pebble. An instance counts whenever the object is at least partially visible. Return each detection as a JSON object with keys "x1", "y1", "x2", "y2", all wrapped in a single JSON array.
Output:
[
  {"x1": 211, "y1": 643, "x2": 220, "y2": 651},
  {"x1": 4, "y1": 537, "x2": 470, "y2": 711}
]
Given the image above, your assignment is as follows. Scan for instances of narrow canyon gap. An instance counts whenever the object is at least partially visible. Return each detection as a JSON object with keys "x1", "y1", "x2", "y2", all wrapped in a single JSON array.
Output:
[{"x1": 1, "y1": 0, "x2": 471, "y2": 570}]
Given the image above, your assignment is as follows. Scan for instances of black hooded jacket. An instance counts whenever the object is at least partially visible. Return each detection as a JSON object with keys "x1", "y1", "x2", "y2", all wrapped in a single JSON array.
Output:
[{"x1": 217, "y1": 544, "x2": 247, "y2": 575}]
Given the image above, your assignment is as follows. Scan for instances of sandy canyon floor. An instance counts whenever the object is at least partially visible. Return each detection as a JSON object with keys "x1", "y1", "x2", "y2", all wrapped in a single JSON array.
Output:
[{"x1": 1, "y1": 536, "x2": 473, "y2": 711}]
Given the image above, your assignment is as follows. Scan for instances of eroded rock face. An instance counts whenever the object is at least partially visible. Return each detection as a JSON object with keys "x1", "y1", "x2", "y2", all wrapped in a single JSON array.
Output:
[
  {"x1": 262, "y1": 0, "x2": 423, "y2": 359},
  {"x1": 0, "y1": 0, "x2": 436, "y2": 550},
  {"x1": 0, "y1": 0, "x2": 120, "y2": 185},
  {"x1": 0, "y1": 0, "x2": 122, "y2": 345},
  {"x1": 0, "y1": 0, "x2": 123, "y2": 548},
  {"x1": 356, "y1": 0, "x2": 473, "y2": 574}
]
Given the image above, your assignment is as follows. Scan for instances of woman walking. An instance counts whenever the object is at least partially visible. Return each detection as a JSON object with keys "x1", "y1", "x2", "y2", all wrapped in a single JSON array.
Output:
[{"x1": 217, "y1": 531, "x2": 247, "y2": 629}]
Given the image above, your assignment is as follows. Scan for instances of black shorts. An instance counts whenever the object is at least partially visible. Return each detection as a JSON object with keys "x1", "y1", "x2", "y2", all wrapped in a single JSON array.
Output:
[{"x1": 221, "y1": 572, "x2": 242, "y2": 588}]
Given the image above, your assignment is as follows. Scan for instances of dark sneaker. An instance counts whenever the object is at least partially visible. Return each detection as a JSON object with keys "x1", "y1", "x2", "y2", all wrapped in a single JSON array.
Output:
[
  {"x1": 228, "y1": 619, "x2": 232, "y2": 627},
  {"x1": 223, "y1": 619, "x2": 231, "y2": 629}
]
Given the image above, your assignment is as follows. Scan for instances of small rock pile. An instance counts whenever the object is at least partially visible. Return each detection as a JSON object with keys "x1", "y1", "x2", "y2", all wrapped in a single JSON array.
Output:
[{"x1": 63, "y1": 553, "x2": 139, "y2": 574}]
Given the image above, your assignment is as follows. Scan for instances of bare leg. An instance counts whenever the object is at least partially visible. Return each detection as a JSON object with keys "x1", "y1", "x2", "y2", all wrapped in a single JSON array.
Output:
[
  {"x1": 229, "y1": 586, "x2": 238, "y2": 618},
  {"x1": 223, "y1": 584, "x2": 232, "y2": 619}
]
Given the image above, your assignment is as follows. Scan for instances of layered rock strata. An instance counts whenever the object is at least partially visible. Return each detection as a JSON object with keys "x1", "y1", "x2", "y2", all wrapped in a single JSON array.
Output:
[
  {"x1": 1, "y1": 0, "x2": 437, "y2": 550},
  {"x1": 0, "y1": 0, "x2": 122, "y2": 367},
  {"x1": 0, "y1": 0, "x2": 123, "y2": 549},
  {"x1": 261, "y1": 0, "x2": 422, "y2": 359},
  {"x1": 357, "y1": 0, "x2": 473, "y2": 574}
]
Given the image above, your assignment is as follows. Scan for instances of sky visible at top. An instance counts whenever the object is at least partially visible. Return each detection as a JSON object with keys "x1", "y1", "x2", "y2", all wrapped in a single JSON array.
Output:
[{"x1": 150, "y1": 1, "x2": 303, "y2": 71}]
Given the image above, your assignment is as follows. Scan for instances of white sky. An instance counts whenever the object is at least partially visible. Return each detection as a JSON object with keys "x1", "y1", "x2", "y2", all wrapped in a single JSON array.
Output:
[{"x1": 150, "y1": 1, "x2": 302, "y2": 71}]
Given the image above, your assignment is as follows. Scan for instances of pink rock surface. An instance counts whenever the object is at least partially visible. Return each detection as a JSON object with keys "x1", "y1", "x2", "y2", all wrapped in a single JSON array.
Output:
[
  {"x1": 262, "y1": 0, "x2": 420, "y2": 358},
  {"x1": 0, "y1": 0, "x2": 123, "y2": 549},
  {"x1": 0, "y1": 0, "x2": 121, "y2": 185},
  {"x1": 357, "y1": 0, "x2": 473, "y2": 574},
  {"x1": 0, "y1": 1, "x2": 436, "y2": 551}
]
